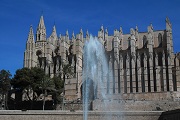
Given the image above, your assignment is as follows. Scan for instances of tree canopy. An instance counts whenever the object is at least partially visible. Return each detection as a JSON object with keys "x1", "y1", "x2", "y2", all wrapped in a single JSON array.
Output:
[
  {"x1": 0, "y1": 69, "x2": 12, "y2": 109},
  {"x1": 0, "y1": 64, "x2": 74, "y2": 109},
  {"x1": 11, "y1": 67, "x2": 31, "y2": 90},
  {"x1": 0, "y1": 69, "x2": 11, "y2": 94},
  {"x1": 12, "y1": 67, "x2": 46, "y2": 90}
]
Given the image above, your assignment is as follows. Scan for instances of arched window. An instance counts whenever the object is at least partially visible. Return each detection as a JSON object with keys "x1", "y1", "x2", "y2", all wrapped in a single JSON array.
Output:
[
  {"x1": 143, "y1": 35, "x2": 147, "y2": 48},
  {"x1": 158, "y1": 33, "x2": 162, "y2": 47},
  {"x1": 36, "y1": 50, "x2": 42, "y2": 57}
]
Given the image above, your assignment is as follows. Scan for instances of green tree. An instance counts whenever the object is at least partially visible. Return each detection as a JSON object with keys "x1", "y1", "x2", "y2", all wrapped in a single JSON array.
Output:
[
  {"x1": 0, "y1": 69, "x2": 11, "y2": 110},
  {"x1": 11, "y1": 64, "x2": 74, "y2": 110},
  {"x1": 11, "y1": 68, "x2": 31, "y2": 91},
  {"x1": 61, "y1": 64, "x2": 75, "y2": 81},
  {"x1": 52, "y1": 75, "x2": 64, "y2": 105},
  {"x1": 12, "y1": 67, "x2": 48, "y2": 109},
  {"x1": 43, "y1": 76, "x2": 55, "y2": 110},
  {"x1": 29, "y1": 67, "x2": 46, "y2": 102}
]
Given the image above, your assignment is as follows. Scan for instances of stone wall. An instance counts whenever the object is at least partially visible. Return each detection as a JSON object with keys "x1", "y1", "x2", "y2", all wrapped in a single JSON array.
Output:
[
  {"x1": 0, "y1": 110, "x2": 162, "y2": 120},
  {"x1": 93, "y1": 100, "x2": 180, "y2": 111},
  {"x1": 93, "y1": 92, "x2": 180, "y2": 111},
  {"x1": 56, "y1": 103, "x2": 83, "y2": 110}
]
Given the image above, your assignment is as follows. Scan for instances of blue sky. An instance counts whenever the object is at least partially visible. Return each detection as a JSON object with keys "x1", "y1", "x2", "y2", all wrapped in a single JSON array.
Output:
[{"x1": 0, "y1": 0, "x2": 180, "y2": 76}]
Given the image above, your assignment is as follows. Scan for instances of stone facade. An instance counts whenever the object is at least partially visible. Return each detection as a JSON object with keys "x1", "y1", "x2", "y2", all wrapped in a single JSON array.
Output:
[{"x1": 24, "y1": 16, "x2": 180, "y2": 110}]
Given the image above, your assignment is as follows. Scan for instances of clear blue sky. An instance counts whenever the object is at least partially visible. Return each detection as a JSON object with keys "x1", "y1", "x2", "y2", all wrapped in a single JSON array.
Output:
[{"x1": 0, "y1": 0, "x2": 180, "y2": 76}]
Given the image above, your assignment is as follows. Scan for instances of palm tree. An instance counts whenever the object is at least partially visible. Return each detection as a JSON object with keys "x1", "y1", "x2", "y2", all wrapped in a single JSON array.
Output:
[{"x1": 40, "y1": 76, "x2": 55, "y2": 110}]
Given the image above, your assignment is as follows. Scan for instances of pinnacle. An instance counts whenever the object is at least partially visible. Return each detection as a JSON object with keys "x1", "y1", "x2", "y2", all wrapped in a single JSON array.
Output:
[
  {"x1": 38, "y1": 15, "x2": 45, "y2": 28},
  {"x1": 27, "y1": 25, "x2": 35, "y2": 43}
]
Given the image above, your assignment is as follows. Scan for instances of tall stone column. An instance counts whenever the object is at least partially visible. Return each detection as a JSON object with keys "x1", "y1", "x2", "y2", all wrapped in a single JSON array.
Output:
[
  {"x1": 131, "y1": 53, "x2": 136, "y2": 93},
  {"x1": 119, "y1": 28, "x2": 124, "y2": 92},
  {"x1": 149, "y1": 52, "x2": 154, "y2": 92},
  {"x1": 130, "y1": 28, "x2": 136, "y2": 93},
  {"x1": 147, "y1": 24, "x2": 154, "y2": 92},
  {"x1": 120, "y1": 54, "x2": 124, "y2": 93},
  {"x1": 126, "y1": 54, "x2": 130, "y2": 93},
  {"x1": 166, "y1": 17, "x2": 174, "y2": 91},
  {"x1": 162, "y1": 51, "x2": 167, "y2": 91},
  {"x1": 137, "y1": 53, "x2": 142, "y2": 92},
  {"x1": 76, "y1": 31, "x2": 83, "y2": 99},
  {"x1": 109, "y1": 55, "x2": 113, "y2": 94},
  {"x1": 60, "y1": 36, "x2": 67, "y2": 63},
  {"x1": 144, "y1": 53, "x2": 148, "y2": 92},
  {"x1": 167, "y1": 52, "x2": 173, "y2": 91},
  {"x1": 113, "y1": 35, "x2": 120, "y2": 94},
  {"x1": 114, "y1": 61, "x2": 119, "y2": 94},
  {"x1": 155, "y1": 52, "x2": 161, "y2": 92},
  {"x1": 175, "y1": 57, "x2": 180, "y2": 91}
]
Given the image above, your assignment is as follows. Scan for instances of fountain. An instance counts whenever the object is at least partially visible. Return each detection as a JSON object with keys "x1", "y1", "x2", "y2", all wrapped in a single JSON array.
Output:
[
  {"x1": 82, "y1": 35, "x2": 117, "y2": 120},
  {"x1": 68, "y1": 34, "x2": 162, "y2": 120}
]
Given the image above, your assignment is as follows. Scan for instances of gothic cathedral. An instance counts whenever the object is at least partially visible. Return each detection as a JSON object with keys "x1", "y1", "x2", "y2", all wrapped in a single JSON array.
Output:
[{"x1": 24, "y1": 16, "x2": 180, "y2": 110}]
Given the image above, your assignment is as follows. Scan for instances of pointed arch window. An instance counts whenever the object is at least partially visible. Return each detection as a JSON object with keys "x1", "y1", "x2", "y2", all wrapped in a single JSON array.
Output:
[
  {"x1": 143, "y1": 35, "x2": 147, "y2": 48},
  {"x1": 158, "y1": 33, "x2": 162, "y2": 47}
]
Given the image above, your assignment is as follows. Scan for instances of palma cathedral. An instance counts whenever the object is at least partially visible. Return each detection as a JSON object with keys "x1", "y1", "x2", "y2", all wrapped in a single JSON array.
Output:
[{"x1": 24, "y1": 15, "x2": 180, "y2": 111}]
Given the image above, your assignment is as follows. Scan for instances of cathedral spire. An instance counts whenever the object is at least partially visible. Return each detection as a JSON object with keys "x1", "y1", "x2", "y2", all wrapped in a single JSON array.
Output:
[
  {"x1": 105, "y1": 28, "x2": 108, "y2": 34},
  {"x1": 148, "y1": 23, "x2": 153, "y2": 34},
  {"x1": 135, "y1": 25, "x2": 138, "y2": 32},
  {"x1": 65, "y1": 30, "x2": 69, "y2": 41},
  {"x1": 59, "y1": 33, "x2": 62, "y2": 40},
  {"x1": 120, "y1": 27, "x2": 123, "y2": 34},
  {"x1": 100, "y1": 25, "x2": 104, "y2": 31},
  {"x1": 66, "y1": 30, "x2": 69, "y2": 37},
  {"x1": 72, "y1": 31, "x2": 75, "y2": 39},
  {"x1": 166, "y1": 17, "x2": 172, "y2": 31},
  {"x1": 50, "y1": 25, "x2": 57, "y2": 39},
  {"x1": 36, "y1": 15, "x2": 46, "y2": 41},
  {"x1": 27, "y1": 25, "x2": 35, "y2": 43},
  {"x1": 80, "y1": 28, "x2": 83, "y2": 34},
  {"x1": 86, "y1": 29, "x2": 89, "y2": 39},
  {"x1": 38, "y1": 15, "x2": 45, "y2": 29},
  {"x1": 135, "y1": 25, "x2": 139, "y2": 42}
]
